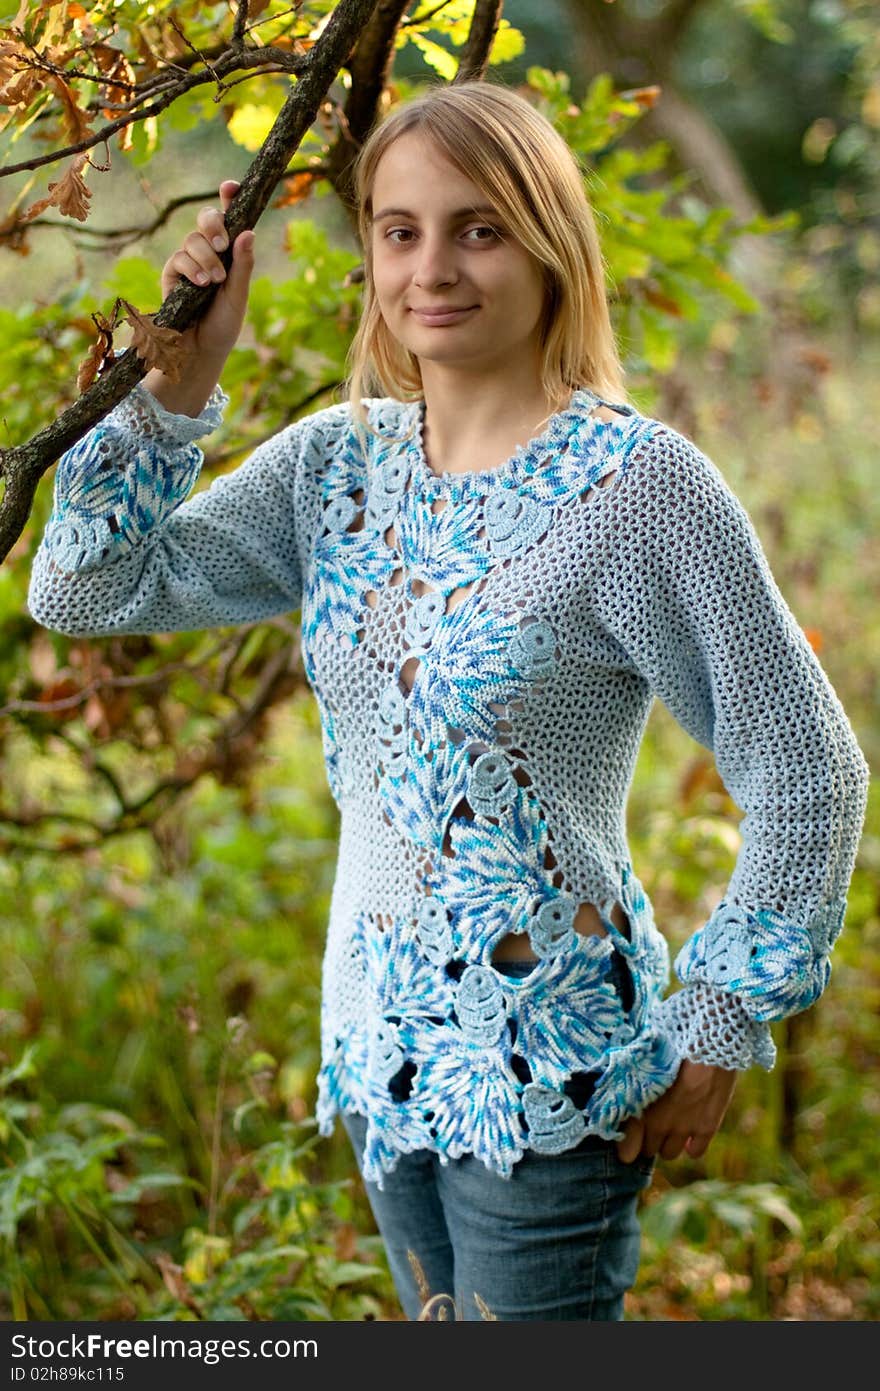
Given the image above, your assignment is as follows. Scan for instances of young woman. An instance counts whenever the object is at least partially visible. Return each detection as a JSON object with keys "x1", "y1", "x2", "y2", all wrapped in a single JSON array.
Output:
[{"x1": 27, "y1": 81, "x2": 869, "y2": 1321}]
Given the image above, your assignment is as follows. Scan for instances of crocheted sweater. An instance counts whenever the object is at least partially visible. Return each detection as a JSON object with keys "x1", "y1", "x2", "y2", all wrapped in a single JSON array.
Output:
[{"x1": 27, "y1": 381, "x2": 870, "y2": 1187}]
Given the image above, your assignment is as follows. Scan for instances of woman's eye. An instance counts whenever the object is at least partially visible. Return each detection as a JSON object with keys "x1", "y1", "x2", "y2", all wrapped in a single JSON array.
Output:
[{"x1": 464, "y1": 225, "x2": 500, "y2": 241}]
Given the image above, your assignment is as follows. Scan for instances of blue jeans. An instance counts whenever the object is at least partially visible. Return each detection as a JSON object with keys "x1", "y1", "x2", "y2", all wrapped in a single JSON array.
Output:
[{"x1": 341, "y1": 963, "x2": 655, "y2": 1321}]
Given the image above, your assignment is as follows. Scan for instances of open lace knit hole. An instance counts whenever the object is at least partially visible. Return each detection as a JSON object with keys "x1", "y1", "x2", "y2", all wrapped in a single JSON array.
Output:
[
  {"x1": 608, "y1": 947, "x2": 635, "y2": 1013},
  {"x1": 399, "y1": 655, "x2": 419, "y2": 695},
  {"x1": 580, "y1": 467, "x2": 622, "y2": 506},
  {"x1": 384, "y1": 524, "x2": 397, "y2": 550},
  {"x1": 446, "y1": 579, "x2": 479, "y2": 616},
  {"x1": 389, "y1": 567, "x2": 404, "y2": 586},
  {"x1": 589, "y1": 406, "x2": 620, "y2": 425},
  {"x1": 491, "y1": 932, "x2": 537, "y2": 965},
  {"x1": 572, "y1": 902, "x2": 610, "y2": 940},
  {"x1": 365, "y1": 589, "x2": 379, "y2": 609}
]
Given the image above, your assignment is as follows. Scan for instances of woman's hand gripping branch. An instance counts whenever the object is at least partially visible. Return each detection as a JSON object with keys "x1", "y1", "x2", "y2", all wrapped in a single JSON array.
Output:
[{"x1": 143, "y1": 179, "x2": 255, "y2": 418}]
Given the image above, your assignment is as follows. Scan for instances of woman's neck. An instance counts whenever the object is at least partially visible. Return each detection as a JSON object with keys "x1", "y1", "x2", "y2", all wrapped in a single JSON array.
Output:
[{"x1": 418, "y1": 363, "x2": 565, "y2": 472}]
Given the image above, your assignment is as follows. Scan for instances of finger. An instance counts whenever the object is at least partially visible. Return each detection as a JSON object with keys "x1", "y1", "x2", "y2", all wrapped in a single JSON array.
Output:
[
  {"x1": 165, "y1": 250, "x2": 217, "y2": 289},
  {"x1": 640, "y1": 1121, "x2": 669, "y2": 1159},
  {"x1": 219, "y1": 179, "x2": 240, "y2": 213},
  {"x1": 196, "y1": 205, "x2": 229, "y2": 254},
  {"x1": 659, "y1": 1132, "x2": 689, "y2": 1161},
  {"x1": 221, "y1": 229, "x2": 255, "y2": 305},
  {"x1": 616, "y1": 1117, "x2": 644, "y2": 1164},
  {"x1": 685, "y1": 1132, "x2": 713, "y2": 1160},
  {"x1": 182, "y1": 230, "x2": 226, "y2": 281}
]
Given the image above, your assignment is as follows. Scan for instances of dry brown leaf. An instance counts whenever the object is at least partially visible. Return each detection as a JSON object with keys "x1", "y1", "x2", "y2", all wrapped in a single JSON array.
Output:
[
  {"x1": 0, "y1": 39, "x2": 24, "y2": 86},
  {"x1": 22, "y1": 153, "x2": 92, "y2": 223},
  {"x1": 134, "y1": 29, "x2": 160, "y2": 73},
  {"x1": 49, "y1": 73, "x2": 94, "y2": 143},
  {"x1": 76, "y1": 332, "x2": 115, "y2": 392},
  {"x1": 91, "y1": 44, "x2": 136, "y2": 150},
  {"x1": 122, "y1": 299, "x2": 191, "y2": 383},
  {"x1": 644, "y1": 283, "x2": 684, "y2": 317},
  {"x1": 0, "y1": 205, "x2": 32, "y2": 254},
  {"x1": 620, "y1": 84, "x2": 662, "y2": 110},
  {"x1": 334, "y1": 1222, "x2": 358, "y2": 1262},
  {"x1": 273, "y1": 170, "x2": 315, "y2": 208},
  {"x1": 93, "y1": 42, "x2": 136, "y2": 114},
  {"x1": 0, "y1": 42, "x2": 45, "y2": 108},
  {"x1": 50, "y1": 155, "x2": 92, "y2": 219}
]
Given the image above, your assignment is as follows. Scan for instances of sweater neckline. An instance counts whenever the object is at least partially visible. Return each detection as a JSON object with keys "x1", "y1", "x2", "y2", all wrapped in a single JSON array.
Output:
[{"x1": 405, "y1": 386, "x2": 608, "y2": 496}]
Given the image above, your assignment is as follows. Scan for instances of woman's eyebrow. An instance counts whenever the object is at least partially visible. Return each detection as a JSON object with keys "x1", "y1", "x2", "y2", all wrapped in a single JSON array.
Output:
[{"x1": 372, "y1": 204, "x2": 500, "y2": 221}]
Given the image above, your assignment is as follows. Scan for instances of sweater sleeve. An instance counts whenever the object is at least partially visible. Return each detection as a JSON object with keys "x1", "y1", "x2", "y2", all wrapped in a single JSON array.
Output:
[
  {"x1": 590, "y1": 422, "x2": 870, "y2": 1071},
  {"x1": 27, "y1": 380, "x2": 306, "y2": 636}
]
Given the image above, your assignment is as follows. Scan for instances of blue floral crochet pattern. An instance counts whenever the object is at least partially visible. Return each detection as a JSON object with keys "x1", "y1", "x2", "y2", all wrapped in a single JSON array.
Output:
[{"x1": 27, "y1": 380, "x2": 870, "y2": 1187}]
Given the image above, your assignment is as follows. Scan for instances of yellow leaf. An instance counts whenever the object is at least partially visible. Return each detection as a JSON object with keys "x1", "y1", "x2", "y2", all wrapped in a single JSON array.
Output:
[
  {"x1": 227, "y1": 102, "x2": 277, "y2": 151},
  {"x1": 488, "y1": 22, "x2": 525, "y2": 65}
]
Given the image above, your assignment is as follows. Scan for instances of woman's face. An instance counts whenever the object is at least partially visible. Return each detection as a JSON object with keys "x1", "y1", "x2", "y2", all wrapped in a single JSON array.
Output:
[{"x1": 368, "y1": 131, "x2": 548, "y2": 378}]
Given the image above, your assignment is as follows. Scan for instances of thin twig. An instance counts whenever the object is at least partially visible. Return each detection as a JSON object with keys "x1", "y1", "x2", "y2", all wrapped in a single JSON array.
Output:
[
  {"x1": 232, "y1": 0, "x2": 250, "y2": 47},
  {"x1": 0, "y1": 47, "x2": 310, "y2": 180},
  {"x1": 17, "y1": 166, "x2": 330, "y2": 245},
  {"x1": 167, "y1": 13, "x2": 225, "y2": 92}
]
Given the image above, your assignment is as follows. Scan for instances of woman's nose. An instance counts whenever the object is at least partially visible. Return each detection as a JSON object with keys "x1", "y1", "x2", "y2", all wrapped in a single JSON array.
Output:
[{"x1": 412, "y1": 236, "x2": 458, "y2": 289}]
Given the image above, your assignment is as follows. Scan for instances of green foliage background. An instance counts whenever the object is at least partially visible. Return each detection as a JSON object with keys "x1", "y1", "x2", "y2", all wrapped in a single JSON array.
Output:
[{"x1": 0, "y1": 0, "x2": 877, "y2": 1321}]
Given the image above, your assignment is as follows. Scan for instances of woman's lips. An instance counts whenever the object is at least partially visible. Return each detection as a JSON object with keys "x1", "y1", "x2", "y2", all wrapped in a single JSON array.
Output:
[{"x1": 410, "y1": 306, "x2": 477, "y2": 325}]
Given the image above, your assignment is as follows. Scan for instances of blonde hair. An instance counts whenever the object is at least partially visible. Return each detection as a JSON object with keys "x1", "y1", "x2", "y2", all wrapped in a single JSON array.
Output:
[{"x1": 343, "y1": 79, "x2": 629, "y2": 440}]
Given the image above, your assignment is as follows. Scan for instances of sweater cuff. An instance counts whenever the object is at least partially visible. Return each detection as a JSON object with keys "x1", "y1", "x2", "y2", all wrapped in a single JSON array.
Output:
[
  {"x1": 42, "y1": 382, "x2": 230, "y2": 575},
  {"x1": 653, "y1": 980, "x2": 776, "y2": 1071},
  {"x1": 111, "y1": 380, "x2": 229, "y2": 446},
  {"x1": 674, "y1": 898, "x2": 844, "y2": 1023}
]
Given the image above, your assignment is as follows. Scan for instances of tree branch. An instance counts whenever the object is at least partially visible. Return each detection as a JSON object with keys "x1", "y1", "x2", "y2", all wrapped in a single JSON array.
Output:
[
  {"x1": 326, "y1": 0, "x2": 412, "y2": 215},
  {"x1": 0, "y1": 628, "x2": 303, "y2": 852},
  {"x1": 11, "y1": 166, "x2": 331, "y2": 249},
  {"x1": 453, "y1": 0, "x2": 504, "y2": 84},
  {"x1": 0, "y1": 0, "x2": 381, "y2": 566},
  {"x1": 232, "y1": 0, "x2": 251, "y2": 47},
  {"x1": 0, "y1": 46, "x2": 310, "y2": 180}
]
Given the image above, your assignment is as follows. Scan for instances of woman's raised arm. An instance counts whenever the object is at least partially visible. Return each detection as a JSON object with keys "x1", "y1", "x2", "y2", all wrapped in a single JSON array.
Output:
[{"x1": 26, "y1": 184, "x2": 307, "y2": 638}]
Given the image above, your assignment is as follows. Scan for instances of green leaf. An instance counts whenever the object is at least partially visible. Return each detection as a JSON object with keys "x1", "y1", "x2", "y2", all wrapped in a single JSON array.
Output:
[
  {"x1": 100, "y1": 257, "x2": 161, "y2": 312},
  {"x1": 0, "y1": 1046, "x2": 39, "y2": 1093},
  {"x1": 408, "y1": 33, "x2": 458, "y2": 81},
  {"x1": 228, "y1": 104, "x2": 280, "y2": 152},
  {"x1": 639, "y1": 310, "x2": 678, "y2": 372},
  {"x1": 321, "y1": 1260, "x2": 385, "y2": 1289},
  {"x1": 488, "y1": 22, "x2": 526, "y2": 65},
  {"x1": 128, "y1": 115, "x2": 160, "y2": 167}
]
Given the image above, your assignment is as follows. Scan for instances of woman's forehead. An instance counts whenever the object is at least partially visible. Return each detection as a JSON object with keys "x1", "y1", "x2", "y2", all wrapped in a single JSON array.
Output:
[{"x1": 371, "y1": 135, "x2": 489, "y2": 210}]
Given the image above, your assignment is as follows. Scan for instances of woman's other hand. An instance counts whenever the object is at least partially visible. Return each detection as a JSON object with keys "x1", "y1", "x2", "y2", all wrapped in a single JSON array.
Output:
[{"x1": 615, "y1": 1060, "x2": 738, "y2": 1163}]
